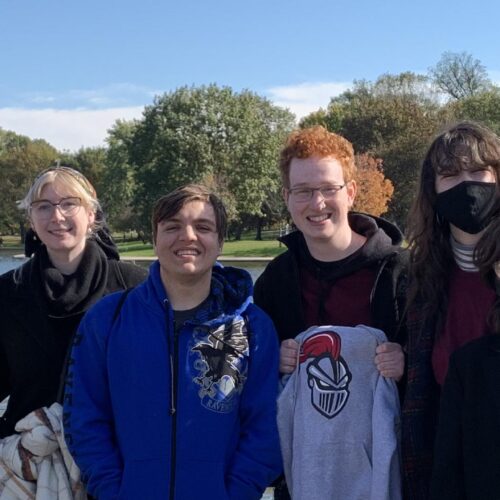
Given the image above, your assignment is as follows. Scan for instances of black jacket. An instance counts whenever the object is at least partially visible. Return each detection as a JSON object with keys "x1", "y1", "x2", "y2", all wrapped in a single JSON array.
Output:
[
  {"x1": 430, "y1": 334, "x2": 500, "y2": 500},
  {"x1": 0, "y1": 245, "x2": 147, "y2": 438},
  {"x1": 254, "y1": 212, "x2": 408, "y2": 344}
]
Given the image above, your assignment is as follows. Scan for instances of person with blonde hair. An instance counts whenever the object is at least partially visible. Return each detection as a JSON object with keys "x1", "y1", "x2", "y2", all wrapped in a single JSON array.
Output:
[{"x1": 0, "y1": 166, "x2": 146, "y2": 439}]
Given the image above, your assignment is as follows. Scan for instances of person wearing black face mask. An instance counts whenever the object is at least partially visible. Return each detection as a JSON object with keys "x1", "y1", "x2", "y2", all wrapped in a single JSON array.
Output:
[
  {"x1": 401, "y1": 121, "x2": 500, "y2": 500},
  {"x1": 431, "y1": 203, "x2": 500, "y2": 500}
]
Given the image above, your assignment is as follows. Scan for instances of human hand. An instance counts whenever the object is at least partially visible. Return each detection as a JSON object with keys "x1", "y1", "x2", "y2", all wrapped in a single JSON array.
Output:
[
  {"x1": 280, "y1": 339, "x2": 299, "y2": 374},
  {"x1": 374, "y1": 342, "x2": 404, "y2": 381}
]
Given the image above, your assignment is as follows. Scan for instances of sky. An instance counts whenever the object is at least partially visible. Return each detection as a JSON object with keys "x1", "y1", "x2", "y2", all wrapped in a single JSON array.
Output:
[{"x1": 1, "y1": 0, "x2": 499, "y2": 151}]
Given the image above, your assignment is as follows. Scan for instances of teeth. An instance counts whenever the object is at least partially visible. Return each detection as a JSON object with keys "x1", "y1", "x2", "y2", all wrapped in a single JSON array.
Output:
[
  {"x1": 308, "y1": 214, "x2": 330, "y2": 222},
  {"x1": 176, "y1": 249, "x2": 199, "y2": 256}
]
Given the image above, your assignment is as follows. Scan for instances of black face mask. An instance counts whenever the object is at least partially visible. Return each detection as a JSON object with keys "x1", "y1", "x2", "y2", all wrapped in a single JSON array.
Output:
[{"x1": 435, "y1": 181, "x2": 497, "y2": 234}]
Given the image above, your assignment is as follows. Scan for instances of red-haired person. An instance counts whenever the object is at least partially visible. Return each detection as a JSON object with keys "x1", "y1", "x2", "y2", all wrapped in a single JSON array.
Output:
[{"x1": 254, "y1": 126, "x2": 407, "y2": 499}]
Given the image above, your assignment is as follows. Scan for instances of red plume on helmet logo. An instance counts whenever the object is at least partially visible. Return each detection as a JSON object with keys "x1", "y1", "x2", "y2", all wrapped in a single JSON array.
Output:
[{"x1": 299, "y1": 331, "x2": 352, "y2": 419}]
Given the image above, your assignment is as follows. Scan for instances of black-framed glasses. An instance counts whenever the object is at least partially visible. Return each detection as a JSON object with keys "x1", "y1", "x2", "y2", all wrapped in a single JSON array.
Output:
[
  {"x1": 287, "y1": 184, "x2": 346, "y2": 202},
  {"x1": 30, "y1": 197, "x2": 82, "y2": 220}
]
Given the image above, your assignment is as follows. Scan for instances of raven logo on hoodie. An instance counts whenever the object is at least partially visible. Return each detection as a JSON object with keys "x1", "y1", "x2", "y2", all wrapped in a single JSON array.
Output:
[{"x1": 191, "y1": 318, "x2": 249, "y2": 413}]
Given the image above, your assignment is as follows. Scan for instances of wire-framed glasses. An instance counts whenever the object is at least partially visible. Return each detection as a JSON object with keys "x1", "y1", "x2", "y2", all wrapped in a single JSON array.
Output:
[
  {"x1": 287, "y1": 184, "x2": 346, "y2": 202},
  {"x1": 30, "y1": 197, "x2": 82, "y2": 220}
]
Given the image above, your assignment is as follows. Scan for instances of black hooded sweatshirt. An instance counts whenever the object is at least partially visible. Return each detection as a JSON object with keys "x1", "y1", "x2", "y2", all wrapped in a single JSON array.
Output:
[{"x1": 254, "y1": 212, "x2": 408, "y2": 344}]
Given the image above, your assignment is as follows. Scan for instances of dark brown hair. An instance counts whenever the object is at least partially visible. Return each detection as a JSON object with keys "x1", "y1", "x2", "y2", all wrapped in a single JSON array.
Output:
[
  {"x1": 152, "y1": 184, "x2": 227, "y2": 244},
  {"x1": 279, "y1": 126, "x2": 356, "y2": 188},
  {"x1": 406, "y1": 121, "x2": 500, "y2": 318},
  {"x1": 475, "y1": 200, "x2": 500, "y2": 333}
]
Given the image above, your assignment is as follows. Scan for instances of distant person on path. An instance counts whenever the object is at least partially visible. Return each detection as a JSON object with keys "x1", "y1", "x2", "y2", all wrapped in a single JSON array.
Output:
[
  {"x1": 402, "y1": 122, "x2": 500, "y2": 499},
  {"x1": 0, "y1": 166, "x2": 146, "y2": 439},
  {"x1": 64, "y1": 184, "x2": 282, "y2": 500},
  {"x1": 430, "y1": 200, "x2": 500, "y2": 500},
  {"x1": 254, "y1": 126, "x2": 407, "y2": 499}
]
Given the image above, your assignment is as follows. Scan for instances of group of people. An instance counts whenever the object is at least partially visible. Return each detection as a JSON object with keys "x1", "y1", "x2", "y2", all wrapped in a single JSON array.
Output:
[{"x1": 0, "y1": 120, "x2": 498, "y2": 500}]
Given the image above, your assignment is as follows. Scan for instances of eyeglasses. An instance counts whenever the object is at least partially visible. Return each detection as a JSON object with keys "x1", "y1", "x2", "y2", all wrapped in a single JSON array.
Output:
[
  {"x1": 287, "y1": 184, "x2": 346, "y2": 202},
  {"x1": 30, "y1": 197, "x2": 82, "y2": 220}
]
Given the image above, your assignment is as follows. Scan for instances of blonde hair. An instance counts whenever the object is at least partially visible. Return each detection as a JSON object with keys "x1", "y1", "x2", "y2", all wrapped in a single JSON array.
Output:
[{"x1": 18, "y1": 167, "x2": 103, "y2": 229}]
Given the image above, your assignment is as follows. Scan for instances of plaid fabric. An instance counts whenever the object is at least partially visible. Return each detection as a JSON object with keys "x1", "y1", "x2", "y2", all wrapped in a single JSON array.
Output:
[{"x1": 401, "y1": 303, "x2": 440, "y2": 500}]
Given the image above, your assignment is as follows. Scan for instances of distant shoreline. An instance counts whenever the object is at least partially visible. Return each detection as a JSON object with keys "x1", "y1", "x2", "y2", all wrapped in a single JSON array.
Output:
[{"x1": 13, "y1": 254, "x2": 274, "y2": 262}]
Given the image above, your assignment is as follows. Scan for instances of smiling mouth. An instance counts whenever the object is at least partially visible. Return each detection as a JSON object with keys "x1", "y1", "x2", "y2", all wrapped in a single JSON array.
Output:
[
  {"x1": 175, "y1": 248, "x2": 200, "y2": 256},
  {"x1": 307, "y1": 214, "x2": 331, "y2": 223},
  {"x1": 49, "y1": 228, "x2": 71, "y2": 235}
]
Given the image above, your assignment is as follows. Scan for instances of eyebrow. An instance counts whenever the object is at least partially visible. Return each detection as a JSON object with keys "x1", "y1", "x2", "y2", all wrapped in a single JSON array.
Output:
[{"x1": 161, "y1": 217, "x2": 216, "y2": 226}]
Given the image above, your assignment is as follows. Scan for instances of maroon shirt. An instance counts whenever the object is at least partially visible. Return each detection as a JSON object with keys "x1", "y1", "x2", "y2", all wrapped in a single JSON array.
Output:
[
  {"x1": 300, "y1": 266, "x2": 376, "y2": 328},
  {"x1": 432, "y1": 265, "x2": 496, "y2": 386}
]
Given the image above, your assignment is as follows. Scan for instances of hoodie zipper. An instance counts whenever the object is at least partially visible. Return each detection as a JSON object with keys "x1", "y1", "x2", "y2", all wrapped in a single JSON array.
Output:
[{"x1": 166, "y1": 305, "x2": 179, "y2": 500}]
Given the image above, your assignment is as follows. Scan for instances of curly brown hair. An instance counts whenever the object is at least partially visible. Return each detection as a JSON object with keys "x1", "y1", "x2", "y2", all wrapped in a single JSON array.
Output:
[
  {"x1": 279, "y1": 126, "x2": 356, "y2": 188},
  {"x1": 406, "y1": 121, "x2": 500, "y2": 320},
  {"x1": 475, "y1": 200, "x2": 500, "y2": 333}
]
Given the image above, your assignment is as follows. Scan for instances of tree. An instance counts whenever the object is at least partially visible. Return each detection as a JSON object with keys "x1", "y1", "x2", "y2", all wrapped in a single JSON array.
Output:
[
  {"x1": 448, "y1": 88, "x2": 500, "y2": 135},
  {"x1": 59, "y1": 146, "x2": 107, "y2": 195},
  {"x1": 0, "y1": 129, "x2": 58, "y2": 237},
  {"x1": 300, "y1": 73, "x2": 445, "y2": 226},
  {"x1": 352, "y1": 154, "x2": 394, "y2": 216},
  {"x1": 429, "y1": 51, "x2": 491, "y2": 100},
  {"x1": 128, "y1": 85, "x2": 295, "y2": 240},
  {"x1": 100, "y1": 120, "x2": 140, "y2": 230}
]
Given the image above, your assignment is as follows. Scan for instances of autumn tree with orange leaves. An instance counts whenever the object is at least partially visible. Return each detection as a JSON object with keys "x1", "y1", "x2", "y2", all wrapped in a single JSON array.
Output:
[{"x1": 352, "y1": 153, "x2": 394, "y2": 216}]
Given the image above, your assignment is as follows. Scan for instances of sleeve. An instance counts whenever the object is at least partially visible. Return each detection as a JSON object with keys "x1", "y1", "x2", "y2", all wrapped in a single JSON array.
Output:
[
  {"x1": 63, "y1": 296, "x2": 123, "y2": 500},
  {"x1": 0, "y1": 337, "x2": 9, "y2": 404},
  {"x1": 118, "y1": 262, "x2": 148, "y2": 288},
  {"x1": 371, "y1": 375, "x2": 403, "y2": 500},
  {"x1": 225, "y1": 305, "x2": 283, "y2": 500},
  {"x1": 253, "y1": 271, "x2": 270, "y2": 314},
  {"x1": 276, "y1": 373, "x2": 295, "y2": 497},
  {"x1": 429, "y1": 354, "x2": 466, "y2": 500}
]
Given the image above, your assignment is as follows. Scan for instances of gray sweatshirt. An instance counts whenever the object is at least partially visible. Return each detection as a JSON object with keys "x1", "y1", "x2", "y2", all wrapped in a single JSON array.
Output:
[{"x1": 277, "y1": 325, "x2": 402, "y2": 500}]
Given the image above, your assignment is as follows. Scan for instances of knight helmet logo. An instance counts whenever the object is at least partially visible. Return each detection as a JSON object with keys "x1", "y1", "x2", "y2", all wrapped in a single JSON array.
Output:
[{"x1": 299, "y1": 331, "x2": 352, "y2": 419}]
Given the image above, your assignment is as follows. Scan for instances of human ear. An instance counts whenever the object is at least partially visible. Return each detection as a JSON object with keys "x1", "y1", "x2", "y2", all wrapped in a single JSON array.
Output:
[{"x1": 346, "y1": 180, "x2": 357, "y2": 208}]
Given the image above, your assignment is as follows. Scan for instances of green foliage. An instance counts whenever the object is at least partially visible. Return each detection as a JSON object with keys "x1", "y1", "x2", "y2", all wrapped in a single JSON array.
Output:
[
  {"x1": 300, "y1": 72, "x2": 447, "y2": 226},
  {"x1": 0, "y1": 128, "x2": 58, "y2": 236},
  {"x1": 128, "y1": 85, "x2": 295, "y2": 239},
  {"x1": 449, "y1": 88, "x2": 500, "y2": 135}
]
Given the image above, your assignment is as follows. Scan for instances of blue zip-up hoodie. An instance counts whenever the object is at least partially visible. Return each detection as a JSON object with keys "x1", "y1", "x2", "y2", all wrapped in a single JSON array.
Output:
[{"x1": 64, "y1": 261, "x2": 281, "y2": 500}]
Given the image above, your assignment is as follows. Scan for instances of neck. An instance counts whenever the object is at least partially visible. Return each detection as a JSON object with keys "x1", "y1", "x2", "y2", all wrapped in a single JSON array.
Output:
[
  {"x1": 46, "y1": 245, "x2": 86, "y2": 275},
  {"x1": 305, "y1": 229, "x2": 367, "y2": 262},
  {"x1": 161, "y1": 269, "x2": 212, "y2": 311},
  {"x1": 450, "y1": 224, "x2": 484, "y2": 246}
]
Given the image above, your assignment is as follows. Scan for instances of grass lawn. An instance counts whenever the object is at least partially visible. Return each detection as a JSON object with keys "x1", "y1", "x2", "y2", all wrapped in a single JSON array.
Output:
[
  {"x1": 117, "y1": 238, "x2": 286, "y2": 258},
  {"x1": 1, "y1": 234, "x2": 287, "y2": 258}
]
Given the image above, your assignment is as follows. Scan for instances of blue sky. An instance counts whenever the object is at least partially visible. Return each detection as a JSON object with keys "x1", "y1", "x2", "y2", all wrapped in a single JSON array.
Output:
[{"x1": 1, "y1": 0, "x2": 499, "y2": 151}]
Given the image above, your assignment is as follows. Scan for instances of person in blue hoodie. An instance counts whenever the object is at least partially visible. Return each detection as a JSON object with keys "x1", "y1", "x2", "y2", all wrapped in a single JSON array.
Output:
[{"x1": 63, "y1": 184, "x2": 282, "y2": 500}]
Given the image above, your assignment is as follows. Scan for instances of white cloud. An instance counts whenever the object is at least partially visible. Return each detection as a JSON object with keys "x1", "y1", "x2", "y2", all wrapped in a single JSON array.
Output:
[
  {"x1": 0, "y1": 107, "x2": 144, "y2": 151},
  {"x1": 0, "y1": 81, "x2": 353, "y2": 152},
  {"x1": 21, "y1": 83, "x2": 161, "y2": 109},
  {"x1": 267, "y1": 81, "x2": 351, "y2": 119}
]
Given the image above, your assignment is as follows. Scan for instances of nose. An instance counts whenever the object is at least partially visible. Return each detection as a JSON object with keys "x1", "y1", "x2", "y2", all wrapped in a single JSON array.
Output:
[
  {"x1": 309, "y1": 188, "x2": 326, "y2": 207},
  {"x1": 50, "y1": 205, "x2": 66, "y2": 221},
  {"x1": 180, "y1": 224, "x2": 196, "y2": 241}
]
